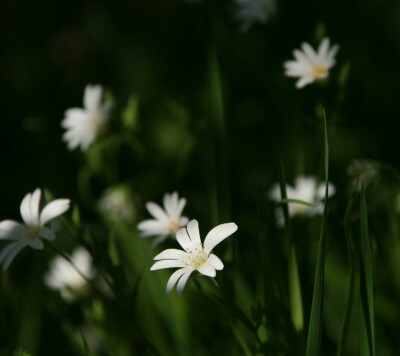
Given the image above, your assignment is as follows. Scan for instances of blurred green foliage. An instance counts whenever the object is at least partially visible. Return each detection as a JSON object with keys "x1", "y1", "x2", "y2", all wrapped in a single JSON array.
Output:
[{"x1": 0, "y1": 0, "x2": 400, "y2": 355}]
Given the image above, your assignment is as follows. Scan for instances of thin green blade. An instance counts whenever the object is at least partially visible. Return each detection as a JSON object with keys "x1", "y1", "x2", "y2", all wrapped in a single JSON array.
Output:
[
  {"x1": 306, "y1": 110, "x2": 329, "y2": 356},
  {"x1": 360, "y1": 186, "x2": 375, "y2": 356}
]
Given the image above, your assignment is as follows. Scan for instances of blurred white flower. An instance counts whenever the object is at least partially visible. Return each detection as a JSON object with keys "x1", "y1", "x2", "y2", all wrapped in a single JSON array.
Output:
[
  {"x1": 151, "y1": 219, "x2": 238, "y2": 295},
  {"x1": 347, "y1": 159, "x2": 378, "y2": 190},
  {"x1": 61, "y1": 84, "x2": 111, "y2": 151},
  {"x1": 269, "y1": 176, "x2": 335, "y2": 226},
  {"x1": 234, "y1": 0, "x2": 276, "y2": 32},
  {"x1": 284, "y1": 38, "x2": 339, "y2": 89},
  {"x1": 0, "y1": 188, "x2": 70, "y2": 270},
  {"x1": 138, "y1": 192, "x2": 189, "y2": 248},
  {"x1": 99, "y1": 186, "x2": 136, "y2": 223},
  {"x1": 44, "y1": 247, "x2": 95, "y2": 299}
]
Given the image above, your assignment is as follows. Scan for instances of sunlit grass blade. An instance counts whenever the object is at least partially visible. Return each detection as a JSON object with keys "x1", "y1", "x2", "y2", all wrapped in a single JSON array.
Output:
[
  {"x1": 277, "y1": 146, "x2": 304, "y2": 333},
  {"x1": 276, "y1": 198, "x2": 319, "y2": 208},
  {"x1": 337, "y1": 178, "x2": 359, "y2": 356},
  {"x1": 306, "y1": 110, "x2": 329, "y2": 356},
  {"x1": 360, "y1": 186, "x2": 376, "y2": 356}
]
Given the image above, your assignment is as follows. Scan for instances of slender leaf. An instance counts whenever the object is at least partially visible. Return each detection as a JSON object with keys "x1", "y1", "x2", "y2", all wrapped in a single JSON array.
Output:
[
  {"x1": 276, "y1": 198, "x2": 319, "y2": 208},
  {"x1": 337, "y1": 178, "x2": 359, "y2": 356},
  {"x1": 306, "y1": 110, "x2": 329, "y2": 356},
  {"x1": 277, "y1": 146, "x2": 304, "y2": 333},
  {"x1": 360, "y1": 186, "x2": 375, "y2": 356}
]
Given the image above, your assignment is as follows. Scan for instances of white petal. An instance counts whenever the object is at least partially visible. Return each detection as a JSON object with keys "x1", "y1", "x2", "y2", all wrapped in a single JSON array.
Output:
[
  {"x1": 179, "y1": 216, "x2": 189, "y2": 227},
  {"x1": 301, "y1": 43, "x2": 319, "y2": 64},
  {"x1": 176, "y1": 227, "x2": 192, "y2": 251},
  {"x1": 186, "y1": 219, "x2": 201, "y2": 245},
  {"x1": 296, "y1": 77, "x2": 312, "y2": 89},
  {"x1": 197, "y1": 263, "x2": 216, "y2": 277},
  {"x1": 176, "y1": 269, "x2": 194, "y2": 295},
  {"x1": 154, "y1": 248, "x2": 188, "y2": 261},
  {"x1": 137, "y1": 220, "x2": 167, "y2": 236},
  {"x1": 29, "y1": 238, "x2": 44, "y2": 250},
  {"x1": 0, "y1": 241, "x2": 21, "y2": 263},
  {"x1": 0, "y1": 220, "x2": 27, "y2": 240},
  {"x1": 293, "y1": 49, "x2": 311, "y2": 66},
  {"x1": 327, "y1": 45, "x2": 339, "y2": 66},
  {"x1": 20, "y1": 192, "x2": 33, "y2": 226},
  {"x1": 146, "y1": 202, "x2": 169, "y2": 222},
  {"x1": 163, "y1": 192, "x2": 174, "y2": 217},
  {"x1": 150, "y1": 260, "x2": 185, "y2": 271},
  {"x1": 207, "y1": 253, "x2": 224, "y2": 270},
  {"x1": 40, "y1": 199, "x2": 70, "y2": 226},
  {"x1": 39, "y1": 227, "x2": 55, "y2": 240},
  {"x1": 30, "y1": 188, "x2": 42, "y2": 224},
  {"x1": 204, "y1": 223, "x2": 238, "y2": 254},
  {"x1": 84, "y1": 85, "x2": 102, "y2": 112},
  {"x1": 318, "y1": 38, "x2": 330, "y2": 62},
  {"x1": 166, "y1": 267, "x2": 193, "y2": 295},
  {"x1": 175, "y1": 197, "x2": 187, "y2": 219},
  {"x1": 316, "y1": 182, "x2": 336, "y2": 200},
  {"x1": 2, "y1": 241, "x2": 27, "y2": 270}
]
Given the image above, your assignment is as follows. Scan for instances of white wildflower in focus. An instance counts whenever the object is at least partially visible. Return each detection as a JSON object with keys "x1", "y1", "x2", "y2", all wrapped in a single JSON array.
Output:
[
  {"x1": 150, "y1": 219, "x2": 238, "y2": 295},
  {"x1": 284, "y1": 37, "x2": 339, "y2": 89},
  {"x1": 234, "y1": 0, "x2": 276, "y2": 32},
  {"x1": 137, "y1": 192, "x2": 189, "y2": 248},
  {"x1": 269, "y1": 176, "x2": 335, "y2": 227},
  {"x1": 61, "y1": 84, "x2": 111, "y2": 151},
  {"x1": 98, "y1": 186, "x2": 136, "y2": 223},
  {"x1": 347, "y1": 159, "x2": 378, "y2": 189},
  {"x1": 0, "y1": 189, "x2": 70, "y2": 270},
  {"x1": 44, "y1": 247, "x2": 95, "y2": 299}
]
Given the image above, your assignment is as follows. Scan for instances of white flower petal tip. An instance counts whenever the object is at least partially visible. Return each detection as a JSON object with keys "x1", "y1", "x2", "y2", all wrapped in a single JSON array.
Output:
[
  {"x1": 284, "y1": 37, "x2": 339, "y2": 89},
  {"x1": 137, "y1": 192, "x2": 188, "y2": 247},
  {"x1": 268, "y1": 176, "x2": 336, "y2": 227},
  {"x1": 44, "y1": 247, "x2": 95, "y2": 299},
  {"x1": 61, "y1": 84, "x2": 111, "y2": 151},
  {"x1": 0, "y1": 189, "x2": 70, "y2": 270},
  {"x1": 233, "y1": 0, "x2": 276, "y2": 32},
  {"x1": 150, "y1": 219, "x2": 238, "y2": 295}
]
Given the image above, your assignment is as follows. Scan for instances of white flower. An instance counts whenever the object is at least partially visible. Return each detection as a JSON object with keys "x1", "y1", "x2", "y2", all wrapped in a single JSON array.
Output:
[
  {"x1": 234, "y1": 0, "x2": 276, "y2": 32},
  {"x1": 44, "y1": 247, "x2": 95, "y2": 299},
  {"x1": 61, "y1": 84, "x2": 111, "y2": 151},
  {"x1": 284, "y1": 38, "x2": 339, "y2": 89},
  {"x1": 150, "y1": 219, "x2": 238, "y2": 295},
  {"x1": 137, "y1": 192, "x2": 189, "y2": 248},
  {"x1": 0, "y1": 189, "x2": 70, "y2": 270},
  {"x1": 269, "y1": 176, "x2": 335, "y2": 226},
  {"x1": 98, "y1": 186, "x2": 136, "y2": 223},
  {"x1": 347, "y1": 159, "x2": 378, "y2": 190}
]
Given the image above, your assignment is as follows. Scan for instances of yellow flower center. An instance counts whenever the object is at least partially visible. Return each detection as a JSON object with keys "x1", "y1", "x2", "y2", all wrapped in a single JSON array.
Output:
[
  {"x1": 27, "y1": 227, "x2": 40, "y2": 240},
  {"x1": 183, "y1": 246, "x2": 207, "y2": 268},
  {"x1": 312, "y1": 65, "x2": 327, "y2": 79},
  {"x1": 168, "y1": 220, "x2": 181, "y2": 233},
  {"x1": 91, "y1": 114, "x2": 105, "y2": 133}
]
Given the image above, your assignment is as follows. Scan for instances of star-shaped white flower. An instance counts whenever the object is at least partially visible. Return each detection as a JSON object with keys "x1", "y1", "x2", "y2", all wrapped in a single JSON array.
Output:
[
  {"x1": 269, "y1": 176, "x2": 335, "y2": 226},
  {"x1": 137, "y1": 192, "x2": 189, "y2": 248},
  {"x1": 284, "y1": 37, "x2": 339, "y2": 89},
  {"x1": 150, "y1": 219, "x2": 238, "y2": 295},
  {"x1": 61, "y1": 84, "x2": 111, "y2": 151},
  {"x1": 0, "y1": 188, "x2": 70, "y2": 270},
  {"x1": 44, "y1": 246, "x2": 95, "y2": 299},
  {"x1": 234, "y1": 0, "x2": 276, "y2": 32}
]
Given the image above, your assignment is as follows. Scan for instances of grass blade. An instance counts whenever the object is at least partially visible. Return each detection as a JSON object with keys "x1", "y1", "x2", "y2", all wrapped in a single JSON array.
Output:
[
  {"x1": 277, "y1": 146, "x2": 304, "y2": 333},
  {"x1": 306, "y1": 110, "x2": 329, "y2": 356},
  {"x1": 360, "y1": 186, "x2": 375, "y2": 356},
  {"x1": 337, "y1": 179, "x2": 359, "y2": 356}
]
